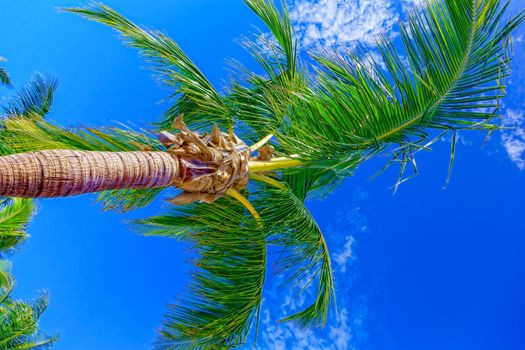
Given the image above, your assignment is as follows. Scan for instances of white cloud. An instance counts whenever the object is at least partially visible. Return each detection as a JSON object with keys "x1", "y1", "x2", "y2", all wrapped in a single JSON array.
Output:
[
  {"x1": 259, "y1": 307, "x2": 353, "y2": 350},
  {"x1": 259, "y1": 304, "x2": 329, "y2": 350},
  {"x1": 334, "y1": 236, "x2": 355, "y2": 273},
  {"x1": 501, "y1": 109, "x2": 525, "y2": 170},
  {"x1": 401, "y1": 0, "x2": 425, "y2": 10},
  {"x1": 288, "y1": 0, "x2": 399, "y2": 50},
  {"x1": 329, "y1": 308, "x2": 352, "y2": 350}
]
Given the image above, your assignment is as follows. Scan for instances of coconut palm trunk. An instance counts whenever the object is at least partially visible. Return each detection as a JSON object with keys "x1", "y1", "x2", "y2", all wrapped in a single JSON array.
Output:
[{"x1": 0, "y1": 150, "x2": 179, "y2": 198}]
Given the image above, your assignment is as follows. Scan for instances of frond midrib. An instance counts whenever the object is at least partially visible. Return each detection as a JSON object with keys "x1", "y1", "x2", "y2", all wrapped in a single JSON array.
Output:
[{"x1": 367, "y1": 0, "x2": 479, "y2": 145}]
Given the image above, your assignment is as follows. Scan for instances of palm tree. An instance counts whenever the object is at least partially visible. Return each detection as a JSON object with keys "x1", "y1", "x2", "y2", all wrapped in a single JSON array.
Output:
[
  {"x1": 0, "y1": 197, "x2": 57, "y2": 349},
  {"x1": 0, "y1": 57, "x2": 12, "y2": 87},
  {"x1": 0, "y1": 61, "x2": 56, "y2": 349},
  {"x1": 0, "y1": 0, "x2": 523, "y2": 347}
]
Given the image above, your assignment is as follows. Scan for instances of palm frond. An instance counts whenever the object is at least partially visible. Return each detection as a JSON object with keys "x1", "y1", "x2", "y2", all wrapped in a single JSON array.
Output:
[
  {"x1": 64, "y1": 3, "x2": 230, "y2": 130},
  {"x1": 225, "y1": 0, "x2": 304, "y2": 139},
  {"x1": 0, "y1": 198, "x2": 35, "y2": 253},
  {"x1": 1, "y1": 74, "x2": 58, "y2": 119},
  {"x1": 0, "y1": 197, "x2": 55, "y2": 349},
  {"x1": 0, "y1": 69, "x2": 11, "y2": 87},
  {"x1": 254, "y1": 187, "x2": 335, "y2": 327},
  {"x1": 0, "y1": 58, "x2": 11, "y2": 87},
  {"x1": 226, "y1": 68, "x2": 308, "y2": 139},
  {"x1": 136, "y1": 198, "x2": 266, "y2": 349},
  {"x1": 283, "y1": 168, "x2": 345, "y2": 201},
  {"x1": 0, "y1": 118, "x2": 161, "y2": 153},
  {"x1": 243, "y1": 0, "x2": 297, "y2": 75},
  {"x1": 138, "y1": 182, "x2": 335, "y2": 338},
  {"x1": 96, "y1": 188, "x2": 164, "y2": 212},
  {"x1": 230, "y1": 0, "x2": 525, "y2": 178},
  {"x1": 0, "y1": 292, "x2": 57, "y2": 350},
  {"x1": 0, "y1": 260, "x2": 13, "y2": 289}
]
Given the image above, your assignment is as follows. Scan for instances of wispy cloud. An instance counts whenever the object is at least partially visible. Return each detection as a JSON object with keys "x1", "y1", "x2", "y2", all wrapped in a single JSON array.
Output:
[
  {"x1": 287, "y1": 0, "x2": 428, "y2": 51},
  {"x1": 334, "y1": 236, "x2": 355, "y2": 273},
  {"x1": 401, "y1": 0, "x2": 425, "y2": 10},
  {"x1": 288, "y1": 0, "x2": 399, "y2": 50},
  {"x1": 328, "y1": 308, "x2": 351, "y2": 350},
  {"x1": 501, "y1": 6, "x2": 525, "y2": 170},
  {"x1": 501, "y1": 109, "x2": 525, "y2": 170}
]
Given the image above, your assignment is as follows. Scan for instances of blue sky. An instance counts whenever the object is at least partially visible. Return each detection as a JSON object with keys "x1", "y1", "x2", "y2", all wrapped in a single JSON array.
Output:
[{"x1": 1, "y1": 1, "x2": 525, "y2": 349}]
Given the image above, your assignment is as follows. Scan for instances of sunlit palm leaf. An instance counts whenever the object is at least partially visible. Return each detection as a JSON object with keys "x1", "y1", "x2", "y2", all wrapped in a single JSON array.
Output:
[
  {"x1": 0, "y1": 198, "x2": 55, "y2": 349},
  {"x1": 137, "y1": 198, "x2": 266, "y2": 349},
  {"x1": 0, "y1": 58, "x2": 11, "y2": 87},
  {"x1": 0, "y1": 69, "x2": 10, "y2": 87},
  {"x1": 1, "y1": 74, "x2": 58, "y2": 119},
  {"x1": 226, "y1": 0, "x2": 304, "y2": 139},
  {"x1": 255, "y1": 187, "x2": 335, "y2": 327},
  {"x1": 64, "y1": 3, "x2": 230, "y2": 131},
  {"x1": 286, "y1": 0, "x2": 523, "y2": 171},
  {"x1": 0, "y1": 261, "x2": 12, "y2": 290},
  {"x1": 0, "y1": 198, "x2": 34, "y2": 253},
  {"x1": 243, "y1": 0, "x2": 297, "y2": 75},
  {"x1": 0, "y1": 292, "x2": 57, "y2": 350}
]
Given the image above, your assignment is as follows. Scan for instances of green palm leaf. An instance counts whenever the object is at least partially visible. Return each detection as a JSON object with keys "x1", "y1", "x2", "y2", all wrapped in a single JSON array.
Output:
[
  {"x1": 137, "y1": 182, "x2": 336, "y2": 347},
  {"x1": 0, "y1": 69, "x2": 10, "y2": 87},
  {"x1": 64, "y1": 3, "x2": 230, "y2": 131},
  {"x1": 243, "y1": 0, "x2": 297, "y2": 75},
  {"x1": 0, "y1": 57, "x2": 11, "y2": 87},
  {"x1": 0, "y1": 198, "x2": 55, "y2": 349},
  {"x1": 0, "y1": 198, "x2": 34, "y2": 253},
  {"x1": 232, "y1": 0, "x2": 525, "y2": 177},
  {"x1": 137, "y1": 198, "x2": 266, "y2": 349},
  {"x1": 0, "y1": 261, "x2": 12, "y2": 290},
  {"x1": 226, "y1": 0, "x2": 305, "y2": 139},
  {"x1": 0, "y1": 293, "x2": 57, "y2": 350},
  {"x1": 1, "y1": 74, "x2": 58, "y2": 119},
  {"x1": 255, "y1": 187, "x2": 335, "y2": 327}
]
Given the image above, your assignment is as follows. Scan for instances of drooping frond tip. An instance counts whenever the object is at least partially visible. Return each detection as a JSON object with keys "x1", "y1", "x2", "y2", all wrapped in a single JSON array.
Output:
[{"x1": 1, "y1": 73, "x2": 58, "y2": 119}]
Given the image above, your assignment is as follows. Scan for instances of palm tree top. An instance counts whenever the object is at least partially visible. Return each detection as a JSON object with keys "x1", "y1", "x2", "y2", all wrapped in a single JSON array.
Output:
[
  {"x1": 1, "y1": 0, "x2": 523, "y2": 348},
  {"x1": 0, "y1": 65, "x2": 56, "y2": 350},
  {"x1": 0, "y1": 197, "x2": 57, "y2": 349},
  {"x1": 0, "y1": 57, "x2": 12, "y2": 87}
]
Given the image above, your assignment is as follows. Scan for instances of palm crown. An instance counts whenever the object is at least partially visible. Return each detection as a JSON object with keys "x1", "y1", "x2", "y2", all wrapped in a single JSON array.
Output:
[
  {"x1": 0, "y1": 61, "x2": 56, "y2": 350},
  {"x1": 0, "y1": 58, "x2": 12, "y2": 88},
  {"x1": 1, "y1": 0, "x2": 524, "y2": 348},
  {"x1": 0, "y1": 198, "x2": 57, "y2": 350}
]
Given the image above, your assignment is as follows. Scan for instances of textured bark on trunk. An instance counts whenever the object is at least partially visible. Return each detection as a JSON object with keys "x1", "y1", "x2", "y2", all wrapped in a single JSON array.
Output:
[{"x1": 0, "y1": 150, "x2": 179, "y2": 198}]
